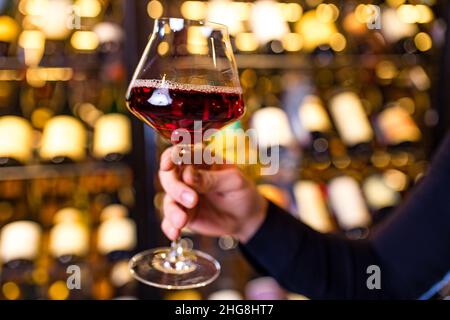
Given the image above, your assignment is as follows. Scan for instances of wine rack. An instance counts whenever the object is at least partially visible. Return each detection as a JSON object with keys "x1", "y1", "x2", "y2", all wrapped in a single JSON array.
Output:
[
  {"x1": 0, "y1": 0, "x2": 449, "y2": 300},
  {"x1": 132, "y1": 0, "x2": 450, "y2": 300}
]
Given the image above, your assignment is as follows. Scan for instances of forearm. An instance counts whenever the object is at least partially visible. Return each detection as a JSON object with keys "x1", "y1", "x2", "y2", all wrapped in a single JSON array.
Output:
[{"x1": 240, "y1": 201, "x2": 399, "y2": 299}]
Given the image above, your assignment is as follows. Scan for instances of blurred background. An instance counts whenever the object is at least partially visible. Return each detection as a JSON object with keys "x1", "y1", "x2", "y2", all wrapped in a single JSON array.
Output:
[{"x1": 0, "y1": 0, "x2": 449, "y2": 300}]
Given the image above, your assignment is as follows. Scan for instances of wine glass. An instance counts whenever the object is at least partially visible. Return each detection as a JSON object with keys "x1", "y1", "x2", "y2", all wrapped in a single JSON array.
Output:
[{"x1": 125, "y1": 18, "x2": 245, "y2": 289}]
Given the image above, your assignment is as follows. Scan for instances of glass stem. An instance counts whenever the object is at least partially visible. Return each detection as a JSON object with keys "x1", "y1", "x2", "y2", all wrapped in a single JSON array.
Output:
[{"x1": 169, "y1": 237, "x2": 184, "y2": 261}]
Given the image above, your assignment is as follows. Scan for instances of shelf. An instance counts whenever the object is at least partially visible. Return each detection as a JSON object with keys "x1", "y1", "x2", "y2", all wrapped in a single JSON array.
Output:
[
  {"x1": 0, "y1": 161, "x2": 131, "y2": 181},
  {"x1": 235, "y1": 53, "x2": 423, "y2": 69}
]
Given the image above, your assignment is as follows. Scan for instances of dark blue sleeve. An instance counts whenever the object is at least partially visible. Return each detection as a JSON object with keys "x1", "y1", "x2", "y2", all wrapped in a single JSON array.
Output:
[{"x1": 240, "y1": 134, "x2": 450, "y2": 299}]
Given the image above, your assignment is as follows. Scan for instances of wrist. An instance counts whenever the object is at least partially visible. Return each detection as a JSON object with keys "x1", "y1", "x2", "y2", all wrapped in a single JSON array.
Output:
[{"x1": 236, "y1": 195, "x2": 268, "y2": 244}]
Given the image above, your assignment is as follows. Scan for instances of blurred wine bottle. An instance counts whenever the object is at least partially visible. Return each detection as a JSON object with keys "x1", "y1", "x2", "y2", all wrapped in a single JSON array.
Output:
[
  {"x1": 39, "y1": 89, "x2": 87, "y2": 164},
  {"x1": 328, "y1": 175, "x2": 372, "y2": 239},
  {"x1": 93, "y1": 113, "x2": 131, "y2": 162},
  {"x1": 0, "y1": 116, "x2": 33, "y2": 166},
  {"x1": 329, "y1": 91, "x2": 374, "y2": 160},
  {"x1": 297, "y1": 95, "x2": 333, "y2": 163},
  {"x1": 0, "y1": 221, "x2": 41, "y2": 300},
  {"x1": 47, "y1": 207, "x2": 91, "y2": 300},
  {"x1": 93, "y1": 204, "x2": 137, "y2": 299}
]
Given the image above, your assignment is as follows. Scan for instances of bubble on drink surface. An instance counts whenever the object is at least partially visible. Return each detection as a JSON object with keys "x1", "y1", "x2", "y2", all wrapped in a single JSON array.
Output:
[{"x1": 132, "y1": 79, "x2": 242, "y2": 95}]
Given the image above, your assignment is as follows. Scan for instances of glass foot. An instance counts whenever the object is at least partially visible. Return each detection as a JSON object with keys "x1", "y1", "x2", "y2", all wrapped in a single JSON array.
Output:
[{"x1": 129, "y1": 247, "x2": 220, "y2": 290}]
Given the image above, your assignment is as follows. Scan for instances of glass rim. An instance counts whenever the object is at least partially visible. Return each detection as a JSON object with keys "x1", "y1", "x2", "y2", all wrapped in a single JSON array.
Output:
[{"x1": 153, "y1": 17, "x2": 229, "y2": 31}]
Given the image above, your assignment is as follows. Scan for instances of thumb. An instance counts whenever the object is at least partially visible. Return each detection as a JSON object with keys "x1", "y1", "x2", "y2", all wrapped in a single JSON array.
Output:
[{"x1": 183, "y1": 166, "x2": 247, "y2": 194}]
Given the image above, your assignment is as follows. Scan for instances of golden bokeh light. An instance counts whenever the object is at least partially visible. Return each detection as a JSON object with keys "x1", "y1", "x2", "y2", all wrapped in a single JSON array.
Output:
[
  {"x1": 0, "y1": 16, "x2": 20, "y2": 42},
  {"x1": 147, "y1": 0, "x2": 163, "y2": 19},
  {"x1": 235, "y1": 32, "x2": 259, "y2": 52},
  {"x1": 397, "y1": 4, "x2": 419, "y2": 24},
  {"x1": 376, "y1": 60, "x2": 398, "y2": 80},
  {"x1": 282, "y1": 33, "x2": 303, "y2": 52},
  {"x1": 157, "y1": 41, "x2": 170, "y2": 56},
  {"x1": 2, "y1": 282, "x2": 21, "y2": 300},
  {"x1": 330, "y1": 33, "x2": 346, "y2": 52},
  {"x1": 414, "y1": 32, "x2": 432, "y2": 51},
  {"x1": 279, "y1": 3, "x2": 303, "y2": 22},
  {"x1": 74, "y1": 0, "x2": 102, "y2": 18},
  {"x1": 316, "y1": 3, "x2": 339, "y2": 23},
  {"x1": 70, "y1": 31, "x2": 99, "y2": 51},
  {"x1": 181, "y1": 1, "x2": 207, "y2": 20},
  {"x1": 48, "y1": 281, "x2": 70, "y2": 300},
  {"x1": 295, "y1": 10, "x2": 337, "y2": 52}
]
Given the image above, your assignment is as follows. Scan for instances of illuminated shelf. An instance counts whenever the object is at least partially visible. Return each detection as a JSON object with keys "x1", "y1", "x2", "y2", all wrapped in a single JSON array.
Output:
[{"x1": 235, "y1": 54, "x2": 425, "y2": 69}]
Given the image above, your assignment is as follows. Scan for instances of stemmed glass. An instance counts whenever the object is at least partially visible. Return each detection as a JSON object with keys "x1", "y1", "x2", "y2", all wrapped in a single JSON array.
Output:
[{"x1": 125, "y1": 18, "x2": 245, "y2": 289}]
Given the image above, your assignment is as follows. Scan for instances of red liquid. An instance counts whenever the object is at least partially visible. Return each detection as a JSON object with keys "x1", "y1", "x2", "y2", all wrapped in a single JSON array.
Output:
[{"x1": 126, "y1": 80, "x2": 245, "y2": 142}]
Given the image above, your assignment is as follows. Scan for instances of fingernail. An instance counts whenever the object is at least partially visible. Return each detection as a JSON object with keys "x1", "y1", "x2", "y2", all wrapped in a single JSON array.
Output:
[{"x1": 181, "y1": 191, "x2": 195, "y2": 206}]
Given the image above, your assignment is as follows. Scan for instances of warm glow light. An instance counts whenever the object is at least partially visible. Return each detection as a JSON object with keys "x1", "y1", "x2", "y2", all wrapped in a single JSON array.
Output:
[
  {"x1": 279, "y1": 3, "x2": 303, "y2": 22},
  {"x1": 2, "y1": 282, "x2": 20, "y2": 300},
  {"x1": 48, "y1": 281, "x2": 70, "y2": 300},
  {"x1": 282, "y1": 33, "x2": 303, "y2": 51},
  {"x1": 409, "y1": 66, "x2": 431, "y2": 91},
  {"x1": 316, "y1": 3, "x2": 339, "y2": 23},
  {"x1": 0, "y1": 116, "x2": 33, "y2": 163},
  {"x1": 250, "y1": 0, "x2": 289, "y2": 44},
  {"x1": 298, "y1": 95, "x2": 331, "y2": 132},
  {"x1": 93, "y1": 113, "x2": 132, "y2": 159},
  {"x1": 181, "y1": 1, "x2": 207, "y2": 20},
  {"x1": 22, "y1": 0, "x2": 48, "y2": 15},
  {"x1": 40, "y1": 116, "x2": 87, "y2": 161},
  {"x1": 70, "y1": 31, "x2": 99, "y2": 51},
  {"x1": 416, "y1": 5, "x2": 434, "y2": 24},
  {"x1": 329, "y1": 91, "x2": 373, "y2": 146},
  {"x1": 147, "y1": 0, "x2": 164, "y2": 19},
  {"x1": 0, "y1": 70, "x2": 22, "y2": 81},
  {"x1": 376, "y1": 60, "x2": 398, "y2": 80},
  {"x1": 74, "y1": 0, "x2": 102, "y2": 18},
  {"x1": 295, "y1": 10, "x2": 337, "y2": 52},
  {"x1": 397, "y1": 4, "x2": 419, "y2": 24},
  {"x1": 363, "y1": 175, "x2": 399, "y2": 210},
  {"x1": 386, "y1": 0, "x2": 405, "y2": 7},
  {"x1": 235, "y1": 32, "x2": 259, "y2": 52},
  {"x1": 187, "y1": 26, "x2": 208, "y2": 54},
  {"x1": 383, "y1": 169, "x2": 408, "y2": 191},
  {"x1": 93, "y1": 22, "x2": 124, "y2": 43},
  {"x1": 381, "y1": 8, "x2": 417, "y2": 43},
  {"x1": 414, "y1": 32, "x2": 432, "y2": 51},
  {"x1": 343, "y1": 12, "x2": 366, "y2": 35},
  {"x1": 26, "y1": 67, "x2": 73, "y2": 82},
  {"x1": 0, "y1": 16, "x2": 19, "y2": 42},
  {"x1": 294, "y1": 181, "x2": 334, "y2": 233},
  {"x1": 232, "y1": 2, "x2": 253, "y2": 21},
  {"x1": 328, "y1": 176, "x2": 371, "y2": 229},
  {"x1": 378, "y1": 105, "x2": 421, "y2": 145},
  {"x1": 330, "y1": 33, "x2": 346, "y2": 52},
  {"x1": 49, "y1": 221, "x2": 89, "y2": 258},
  {"x1": 157, "y1": 41, "x2": 170, "y2": 55},
  {"x1": 251, "y1": 107, "x2": 295, "y2": 148},
  {"x1": 18, "y1": 30, "x2": 45, "y2": 66},
  {"x1": 207, "y1": 0, "x2": 244, "y2": 35},
  {"x1": 97, "y1": 217, "x2": 137, "y2": 254},
  {"x1": 355, "y1": 4, "x2": 379, "y2": 24},
  {"x1": 0, "y1": 221, "x2": 41, "y2": 263}
]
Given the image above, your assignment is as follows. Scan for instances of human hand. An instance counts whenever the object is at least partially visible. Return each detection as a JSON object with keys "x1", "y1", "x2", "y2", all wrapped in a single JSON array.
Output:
[{"x1": 158, "y1": 147, "x2": 268, "y2": 244}]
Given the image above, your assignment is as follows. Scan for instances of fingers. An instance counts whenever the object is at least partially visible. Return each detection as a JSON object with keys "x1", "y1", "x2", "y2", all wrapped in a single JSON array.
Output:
[
  {"x1": 183, "y1": 166, "x2": 247, "y2": 193},
  {"x1": 160, "y1": 147, "x2": 176, "y2": 172},
  {"x1": 164, "y1": 194, "x2": 189, "y2": 229},
  {"x1": 161, "y1": 217, "x2": 179, "y2": 241},
  {"x1": 159, "y1": 164, "x2": 198, "y2": 208},
  {"x1": 161, "y1": 194, "x2": 189, "y2": 240}
]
